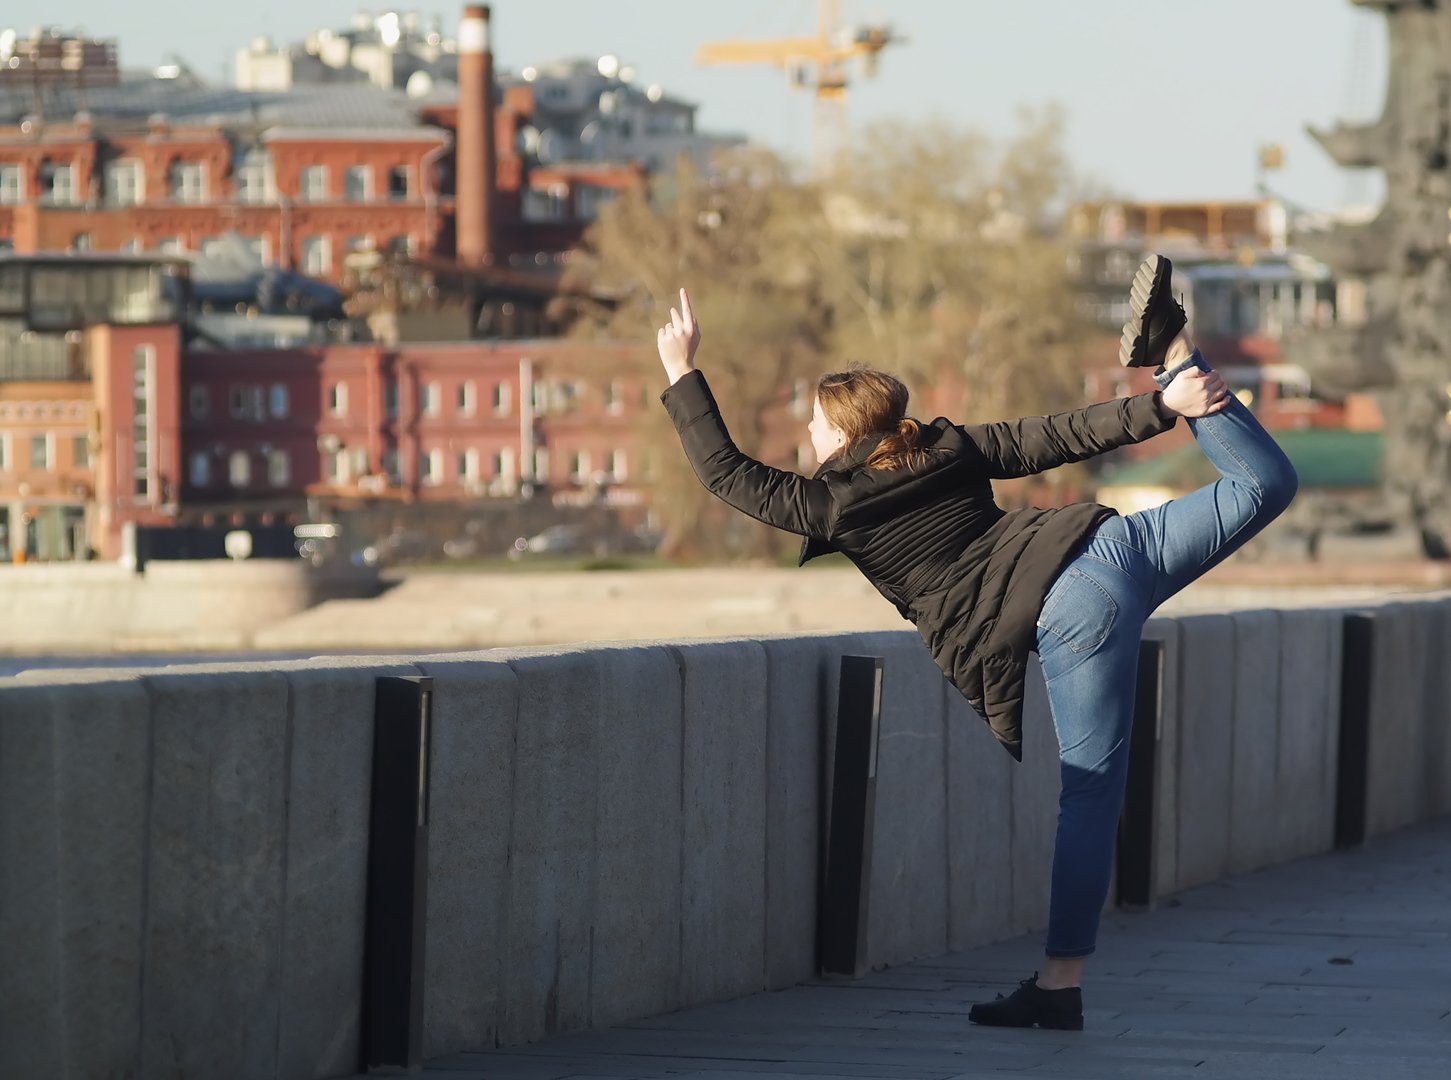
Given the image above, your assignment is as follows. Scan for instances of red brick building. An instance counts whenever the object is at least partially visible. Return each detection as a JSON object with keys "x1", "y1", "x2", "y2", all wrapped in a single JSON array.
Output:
[{"x1": 0, "y1": 9, "x2": 642, "y2": 279}]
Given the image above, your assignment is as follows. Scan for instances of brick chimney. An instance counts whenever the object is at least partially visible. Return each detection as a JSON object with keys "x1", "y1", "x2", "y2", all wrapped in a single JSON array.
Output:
[{"x1": 456, "y1": 4, "x2": 496, "y2": 266}]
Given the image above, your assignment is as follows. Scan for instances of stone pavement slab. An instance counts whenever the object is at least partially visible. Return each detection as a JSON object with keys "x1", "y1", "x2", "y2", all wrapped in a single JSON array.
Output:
[{"x1": 347, "y1": 818, "x2": 1451, "y2": 1080}]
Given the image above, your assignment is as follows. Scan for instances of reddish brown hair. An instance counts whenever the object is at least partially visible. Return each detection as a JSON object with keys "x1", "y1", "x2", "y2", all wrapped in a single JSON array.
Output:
[{"x1": 815, "y1": 366, "x2": 938, "y2": 471}]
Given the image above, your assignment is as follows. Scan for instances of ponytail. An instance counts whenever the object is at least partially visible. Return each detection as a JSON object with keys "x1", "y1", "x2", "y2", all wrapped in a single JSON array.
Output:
[{"x1": 866, "y1": 417, "x2": 938, "y2": 471}]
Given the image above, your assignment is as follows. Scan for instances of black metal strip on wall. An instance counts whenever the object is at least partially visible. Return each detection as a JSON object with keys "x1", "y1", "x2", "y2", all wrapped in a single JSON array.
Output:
[
  {"x1": 819, "y1": 655, "x2": 884, "y2": 978},
  {"x1": 362, "y1": 675, "x2": 434, "y2": 1073},
  {"x1": 1117, "y1": 639, "x2": 1164, "y2": 909},
  {"x1": 1336, "y1": 614, "x2": 1374, "y2": 850}
]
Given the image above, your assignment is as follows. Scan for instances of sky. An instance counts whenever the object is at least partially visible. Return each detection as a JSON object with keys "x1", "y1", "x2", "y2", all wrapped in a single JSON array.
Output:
[{"x1": 5, "y1": 1, "x2": 1389, "y2": 213}]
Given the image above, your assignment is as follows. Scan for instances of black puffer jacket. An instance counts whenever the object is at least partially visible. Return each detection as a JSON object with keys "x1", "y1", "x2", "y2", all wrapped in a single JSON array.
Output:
[{"x1": 661, "y1": 370, "x2": 1179, "y2": 759}]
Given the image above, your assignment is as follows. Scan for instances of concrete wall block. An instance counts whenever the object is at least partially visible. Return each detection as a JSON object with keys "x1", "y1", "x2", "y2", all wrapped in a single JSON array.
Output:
[
  {"x1": 1365, "y1": 604, "x2": 1421, "y2": 837},
  {"x1": 1172, "y1": 614, "x2": 1236, "y2": 890},
  {"x1": 1228, "y1": 610, "x2": 1282, "y2": 874},
  {"x1": 674, "y1": 640, "x2": 769, "y2": 1005},
  {"x1": 1141, "y1": 618, "x2": 1181, "y2": 901},
  {"x1": 1412, "y1": 602, "x2": 1451, "y2": 821},
  {"x1": 492, "y1": 649, "x2": 602, "y2": 1046},
  {"x1": 1428, "y1": 600, "x2": 1451, "y2": 817},
  {"x1": 585, "y1": 644, "x2": 685, "y2": 1028},
  {"x1": 1275, "y1": 609, "x2": 1341, "y2": 862},
  {"x1": 945, "y1": 681, "x2": 1015, "y2": 951},
  {"x1": 758, "y1": 636, "x2": 832, "y2": 991},
  {"x1": 1010, "y1": 657, "x2": 1060, "y2": 938},
  {"x1": 274, "y1": 658, "x2": 422, "y2": 1080},
  {"x1": 139, "y1": 669, "x2": 291, "y2": 1080},
  {"x1": 0, "y1": 674, "x2": 150, "y2": 1080},
  {"x1": 853, "y1": 633, "x2": 949, "y2": 971},
  {"x1": 411, "y1": 654, "x2": 519, "y2": 1058}
]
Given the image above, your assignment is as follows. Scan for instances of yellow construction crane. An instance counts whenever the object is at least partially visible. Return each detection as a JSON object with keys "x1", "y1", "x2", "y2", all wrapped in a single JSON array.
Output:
[{"x1": 696, "y1": 0, "x2": 901, "y2": 173}]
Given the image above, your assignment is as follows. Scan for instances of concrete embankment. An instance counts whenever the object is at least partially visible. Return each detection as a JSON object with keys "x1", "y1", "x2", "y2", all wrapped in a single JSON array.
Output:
[
  {"x1": 2, "y1": 593, "x2": 1449, "y2": 1078},
  {"x1": 0, "y1": 560, "x2": 379, "y2": 653}
]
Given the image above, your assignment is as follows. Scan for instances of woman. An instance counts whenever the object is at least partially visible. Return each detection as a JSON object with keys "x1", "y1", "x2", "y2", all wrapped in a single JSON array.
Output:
[{"x1": 655, "y1": 256, "x2": 1298, "y2": 1031}]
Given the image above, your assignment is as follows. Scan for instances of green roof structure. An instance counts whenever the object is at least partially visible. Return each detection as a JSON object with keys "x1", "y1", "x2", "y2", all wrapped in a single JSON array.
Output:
[{"x1": 1097, "y1": 429, "x2": 1383, "y2": 492}]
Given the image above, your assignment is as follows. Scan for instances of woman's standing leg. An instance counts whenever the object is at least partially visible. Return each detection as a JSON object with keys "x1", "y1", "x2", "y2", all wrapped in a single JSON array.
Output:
[{"x1": 969, "y1": 519, "x2": 1156, "y2": 1029}]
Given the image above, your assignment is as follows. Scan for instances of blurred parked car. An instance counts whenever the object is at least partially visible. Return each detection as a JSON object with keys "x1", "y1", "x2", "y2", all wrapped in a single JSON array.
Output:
[{"x1": 507, "y1": 524, "x2": 660, "y2": 560}]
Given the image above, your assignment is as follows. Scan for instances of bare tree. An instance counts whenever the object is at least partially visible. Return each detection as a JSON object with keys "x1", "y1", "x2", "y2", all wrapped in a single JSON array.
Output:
[{"x1": 559, "y1": 110, "x2": 1096, "y2": 559}]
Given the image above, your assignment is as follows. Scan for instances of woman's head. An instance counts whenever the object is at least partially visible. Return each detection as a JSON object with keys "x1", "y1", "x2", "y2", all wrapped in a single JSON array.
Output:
[{"x1": 810, "y1": 367, "x2": 935, "y2": 470}]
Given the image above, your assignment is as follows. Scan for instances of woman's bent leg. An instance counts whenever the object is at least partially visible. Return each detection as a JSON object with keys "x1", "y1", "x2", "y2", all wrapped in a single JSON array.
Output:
[{"x1": 1123, "y1": 350, "x2": 1299, "y2": 609}]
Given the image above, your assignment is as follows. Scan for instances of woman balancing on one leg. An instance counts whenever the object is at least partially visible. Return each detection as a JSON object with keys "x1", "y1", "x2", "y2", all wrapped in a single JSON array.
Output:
[{"x1": 655, "y1": 256, "x2": 1297, "y2": 1031}]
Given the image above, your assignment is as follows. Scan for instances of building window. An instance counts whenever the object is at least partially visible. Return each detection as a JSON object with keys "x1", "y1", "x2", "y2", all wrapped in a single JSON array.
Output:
[
  {"x1": 229, "y1": 385, "x2": 249, "y2": 419},
  {"x1": 0, "y1": 435, "x2": 8, "y2": 469},
  {"x1": 72, "y1": 434, "x2": 90, "y2": 469},
  {"x1": 382, "y1": 449, "x2": 401, "y2": 483},
  {"x1": 523, "y1": 184, "x2": 569, "y2": 222},
  {"x1": 269, "y1": 384, "x2": 289, "y2": 419},
  {"x1": 268, "y1": 449, "x2": 291, "y2": 487},
  {"x1": 610, "y1": 448, "x2": 627, "y2": 481},
  {"x1": 0, "y1": 164, "x2": 22, "y2": 205},
  {"x1": 387, "y1": 234, "x2": 417, "y2": 256},
  {"x1": 604, "y1": 379, "x2": 623, "y2": 414},
  {"x1": 421, "y1": 382, "x2": 441, "y2": 417},
  {"x1": 345, "y1": 234, "x2": 374, "y2": 257},
  {"x1": 387, "y1": 166, "x2": 410, "y2": 200},
  {"x1": 328, "y1": 381, "x2": 348, "y2": 417},
  {"x1": 40, "y1": 162, "x2": 77, "y2": 206},
  {"x1": 246, "y1": 235, "x2": 271, "y2": 265},
  {"x1": 72, "y1": 233, "x2": 91, "y2": 252},
  {"x1": 121, "y1": 238, "x2": 143, "y2": 254},
  {"x1": 133, "y1": 346, "x2": 154, "y2": 498},
  {"x1": 789, "y1": 379, "x2": 810, "y2": 419},
  {"x1": 301, "y1": 235, "x2": 331, "y2": 276},
  {"x1": 569, "y1": 450, "x2": 590, "y2": 482},
  {"x1": 457, "y1": 381, "x2": 476, "y2": 417},
  {"x1": 170, "y1": 161, "x2": 206, "y2": 204},
  {"x1": 577, "y1": 184, "x2": 615, "y2": 221},
  {"x1": 31, "y1": 434, "x2": 51, "y2": 469},
  {"x1": 421, "y1": 448, "x2": 442, "y2": 485},
  {"x1": 531, "y1": 447, "x2": 549, "y2": 484},
  {"x1": 236, "y1": 150, "x2": 274, "y2": 204},
  {"x1": 455, "y1": 450, "x2": 469, "y2": 481},
  {"x1": 158, "y1": 236, "x2": 186, "y2": 255},
  {"x1": 325, "y1": 447, "x2": 348, "y2": 483},
  {"x1": 385, "y1": 379, "x2": 399, "y2": 420},
  {"x1": 492, "y1": 447, "x2": 516, "y2": 494},
  {"x1": 493, "y1": 382, "x2": 511, "y2": 416},
  {"x1": 104, "y1": 160, "x2": 144, "y2": 206},
  {"x1": 344, "y1": 165, "x2": 371, "y2": 202},
  {"x1": 228, "y1": 450, "x2": 251, "y2": 488},
  {"x1": 300, "y1": 165, "x2": 329, "y2": 202},
  {"x1": 189, "y1": 451, "x2": 210, "y2": 486}
]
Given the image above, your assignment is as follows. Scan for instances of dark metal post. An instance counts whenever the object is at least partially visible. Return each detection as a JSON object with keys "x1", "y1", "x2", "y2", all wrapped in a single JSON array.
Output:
[
  {"x1": 1336, "y1": 614, "x2": 1374, "y2": 850},
  {"x1": 1116, "y1": 639, "x2": 1164, "y2": 908},
  {"x1": 362, "y1": 675, "x2": 434, "y2": 1073},
  {"x1": 819, "y1": 655, "x2": 884, "y2": 978}
]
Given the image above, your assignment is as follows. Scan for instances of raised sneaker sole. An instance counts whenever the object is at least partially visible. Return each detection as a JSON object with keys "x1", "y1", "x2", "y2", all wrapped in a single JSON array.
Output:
[{"x1": 1118, "y1": 253, "x2": 1176, "y2": 368}]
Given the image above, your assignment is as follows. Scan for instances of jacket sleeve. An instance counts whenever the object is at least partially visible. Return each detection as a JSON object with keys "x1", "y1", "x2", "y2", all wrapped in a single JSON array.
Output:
[
  {"x1": 959, "y1": 392, "x2": 1178, "y2": 479},
  {"x1": 660, "y1": 369, "x2": 835, "y2": 538}
]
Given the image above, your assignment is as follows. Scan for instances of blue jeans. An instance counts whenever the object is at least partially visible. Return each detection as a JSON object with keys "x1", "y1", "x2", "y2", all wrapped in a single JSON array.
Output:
[{"x1": 1034, "y1": 351, "x2": 1298, "y2": 958}]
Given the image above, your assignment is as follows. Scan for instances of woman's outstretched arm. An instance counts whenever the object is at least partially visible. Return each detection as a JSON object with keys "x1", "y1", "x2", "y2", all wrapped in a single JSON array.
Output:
[
  {"x1": 657, "y1": 288, "x2": 834, "y2": 537},
  {"x1": 960, "y1": 368, "x2": 1229, "y2": 479}
]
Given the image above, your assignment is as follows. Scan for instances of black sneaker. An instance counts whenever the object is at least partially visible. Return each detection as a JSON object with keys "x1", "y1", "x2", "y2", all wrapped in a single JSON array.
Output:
[
  {"x1": 968, "y1": 974, "x2": 1084, "y2": 1031},
  {"x1": 1119, "y1": 253, "x2": 1187, "y2": 368}
]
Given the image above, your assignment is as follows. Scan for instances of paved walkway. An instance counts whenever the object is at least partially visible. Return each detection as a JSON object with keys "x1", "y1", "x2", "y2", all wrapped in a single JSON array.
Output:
[{"x1": 378, "y1": 819, "x2": 1451, "y2": 1080}]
